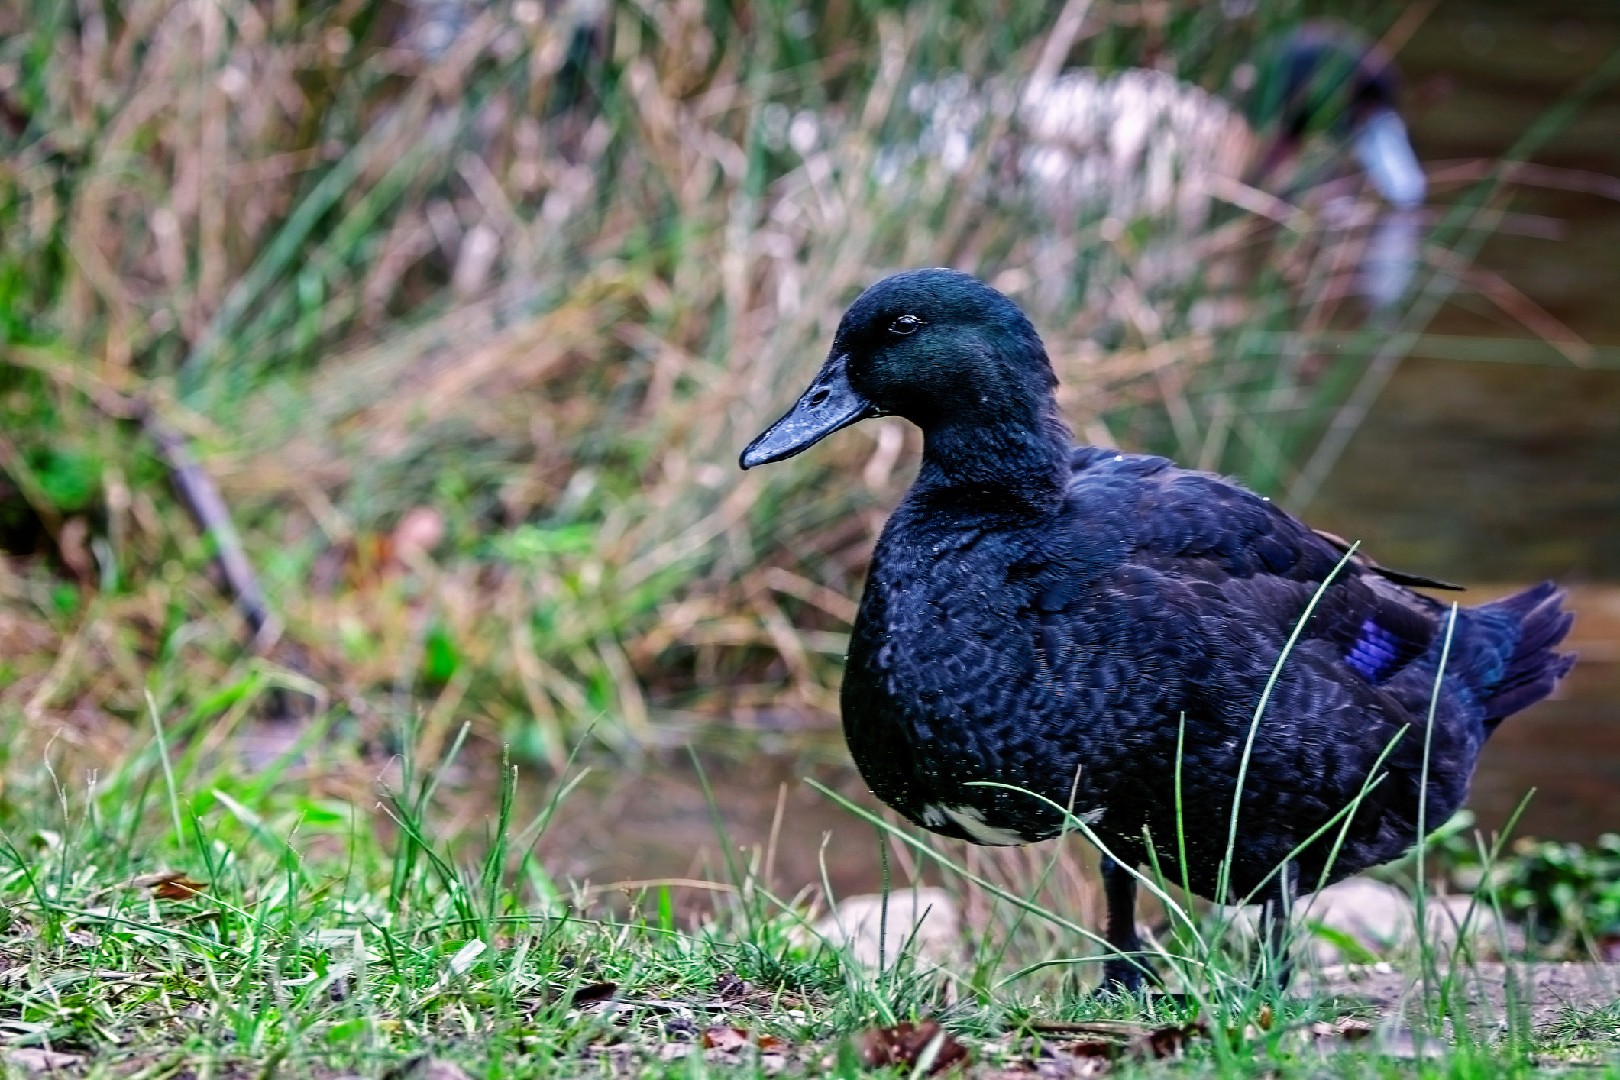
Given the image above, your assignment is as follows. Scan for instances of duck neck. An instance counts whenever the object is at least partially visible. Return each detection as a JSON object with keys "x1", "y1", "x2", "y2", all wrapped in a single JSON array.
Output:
[{"x1": 916, "y1": 401, "x2": 1073, "y2": 512}]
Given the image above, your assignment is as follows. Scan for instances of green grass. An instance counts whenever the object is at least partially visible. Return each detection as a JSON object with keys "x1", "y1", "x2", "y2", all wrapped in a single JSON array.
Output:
[
  {"x1": 2, "y1": 4, "x2": 1617, "y2": 1072},
  {"x1": 0, "y1": 706, "x2": 1613, "y2": 1077}
]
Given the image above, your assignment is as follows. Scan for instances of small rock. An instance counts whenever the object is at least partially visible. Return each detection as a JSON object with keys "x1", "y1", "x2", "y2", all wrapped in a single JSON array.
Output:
[{"x1": 811, "y1": 888, "x2": 961, "y2": 970}]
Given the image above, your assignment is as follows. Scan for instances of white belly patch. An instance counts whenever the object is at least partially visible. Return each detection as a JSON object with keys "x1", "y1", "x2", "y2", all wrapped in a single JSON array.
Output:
[
  {"x1": 938, "y1": 804, "x2": 1029, "y2": 846},
  {"x1": 923, "y1": 802, "x2": 1105, "y2": 845}
]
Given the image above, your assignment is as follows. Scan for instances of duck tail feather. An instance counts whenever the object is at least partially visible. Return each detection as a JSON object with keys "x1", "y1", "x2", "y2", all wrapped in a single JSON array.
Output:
[{"x1": 1475, "y1": 582, "x2": 1577, "y2": 733}]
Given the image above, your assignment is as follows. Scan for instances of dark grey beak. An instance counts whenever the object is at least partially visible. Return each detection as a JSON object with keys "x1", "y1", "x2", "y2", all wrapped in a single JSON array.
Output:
[{"x1": 739, "y1": 353, "x2": 878, "y2": 469}]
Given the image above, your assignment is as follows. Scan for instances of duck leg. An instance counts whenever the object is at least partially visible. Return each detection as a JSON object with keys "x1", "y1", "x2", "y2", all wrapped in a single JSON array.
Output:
[{"x1": 1098, "y1": 855, "x2": 1155, "y2": 992}]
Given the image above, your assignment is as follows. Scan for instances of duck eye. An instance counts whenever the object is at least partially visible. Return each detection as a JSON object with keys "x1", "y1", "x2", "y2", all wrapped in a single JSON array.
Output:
[{"x1": 889, "y1": 314, "x2": 923, "y2": 336}]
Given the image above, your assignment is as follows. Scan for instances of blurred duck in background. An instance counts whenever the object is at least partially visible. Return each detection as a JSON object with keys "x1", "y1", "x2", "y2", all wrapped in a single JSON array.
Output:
[
  {"x1": 892, "y1": 21, "x2": 1424, "y2": 223},
  {"x1": 1248, "y1": 22, "x2": 1425, "y2": 211},
  {"x1": 882, "y1": 21, "x2": 1426, "y2": 311}
]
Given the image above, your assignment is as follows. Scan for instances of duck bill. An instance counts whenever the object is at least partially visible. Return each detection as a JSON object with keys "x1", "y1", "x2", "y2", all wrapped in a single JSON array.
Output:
[
  {"x1": 1354, "y1": 109, "x2": 1426, "y2": 209},
  {"x1": 739, "y1": 353, "x2": 878, "y2": 469}
]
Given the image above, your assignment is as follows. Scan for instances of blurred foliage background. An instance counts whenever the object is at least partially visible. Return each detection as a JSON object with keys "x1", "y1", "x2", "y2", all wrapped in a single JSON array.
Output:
[{"x1": 0, "y1": 0, "x2": 1612, "y2": 794}]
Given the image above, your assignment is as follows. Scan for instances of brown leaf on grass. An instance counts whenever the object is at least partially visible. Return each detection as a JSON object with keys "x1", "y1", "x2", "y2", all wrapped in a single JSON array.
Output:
[
  {"x1": 1062, "y1": 1039, "x2": 1118, "y2": 1061},
  {"x1": 858, "y1": 1020, "x2": 969, "y2": 1074},
  {"x1": 1130, "y1": 1020, "x2": 1207, "y2": 1060},
  {"x1": 132, "y1": 870, "x2": 209, "y2": 900},
  {"x1": 1053, "y1": 1039, "x2": 1118, "y2": 1077},
  {"x1": 699, "y1": 1027, "x2": 790, "y2": 1072},
  {"x1": 700, "y1": 1026, "x2": 787, "y2": 1052},
  {"x1": 151, "y1": 875, "x2": 209, "y2": 900},
  {"x1": 569, "y1": 981, "x2": 618, "y2": 1006},
  {"x1": 701, "y1": 1026, "x2": 750, "y2": 1052}
]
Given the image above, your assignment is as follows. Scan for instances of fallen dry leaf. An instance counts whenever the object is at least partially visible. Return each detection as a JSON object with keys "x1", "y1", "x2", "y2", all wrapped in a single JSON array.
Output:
[
  {"x1": 697, "y1": 1026, "x2": 790, "y2": 1073},
  {"x1": 858, "y1": 1020, "x2": 969, "y2": 1074},
  {"x1": 699, "y1": 1026, "x2": 788, "y2": 1053},
  {"x1": 702, "y1": 1026, "x2": 750, "y2": 1053},
  {"x1": 1062, "y1": 1039, "x2": 1118, "y2": 1061},
  {"x1": 151, "y1": 874, "x2": 209, "y2": 901},
  {"x1": 1056, "y1": 1039, "x2": 1117, "y2": 1077},
  {"x1": 1130, "y1": 1021, "x2": 1207, "y2": 1060}
]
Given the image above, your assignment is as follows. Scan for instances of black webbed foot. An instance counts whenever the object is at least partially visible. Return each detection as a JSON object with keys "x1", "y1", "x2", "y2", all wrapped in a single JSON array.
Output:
[{"x1": 1098, "y1": 957, "x2": 1151, "y2": 996}]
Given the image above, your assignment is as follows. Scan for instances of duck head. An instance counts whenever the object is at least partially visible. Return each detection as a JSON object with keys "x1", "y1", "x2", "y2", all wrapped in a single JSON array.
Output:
[
  {"x1": 740, "y1": 269, "x2": 1072, "y2": 498},
  {"x1": 1251, "y1": 22, "x2": 1425, "y2": 209}
]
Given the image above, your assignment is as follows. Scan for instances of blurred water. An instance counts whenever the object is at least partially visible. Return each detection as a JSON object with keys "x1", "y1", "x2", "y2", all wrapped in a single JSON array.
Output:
[
  {"x1": 1309, "y1": 0, "x2": 1620, "y2": 845},
  {"x1": 1311, "y1": 0, "x2": 1620, "y2": 582}
]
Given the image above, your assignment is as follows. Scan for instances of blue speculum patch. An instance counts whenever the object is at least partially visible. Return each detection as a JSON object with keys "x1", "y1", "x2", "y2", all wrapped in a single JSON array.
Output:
[{"x1": 1346, "y1": 618, "x2": 1402, "y2": 682}]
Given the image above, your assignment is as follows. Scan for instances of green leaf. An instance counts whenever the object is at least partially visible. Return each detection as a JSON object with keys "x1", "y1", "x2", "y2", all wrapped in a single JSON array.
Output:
[
  {"x1": 29, "y1": 447, "x2": 99, "y2": 512},
  {"x1": 422, "y1": 623, "x2": 461, "y2": 686}
]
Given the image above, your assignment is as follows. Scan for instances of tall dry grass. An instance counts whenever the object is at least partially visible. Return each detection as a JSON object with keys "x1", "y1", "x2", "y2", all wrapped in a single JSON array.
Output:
[{"x1": 0, "y1": 0, "x2": 1514, "y2": 769}]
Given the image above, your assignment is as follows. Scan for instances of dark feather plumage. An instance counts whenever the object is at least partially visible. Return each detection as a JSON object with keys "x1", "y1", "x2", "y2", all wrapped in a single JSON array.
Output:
[{"x1": 740, "y1": 269, "x2": 1576, "y2": 991}]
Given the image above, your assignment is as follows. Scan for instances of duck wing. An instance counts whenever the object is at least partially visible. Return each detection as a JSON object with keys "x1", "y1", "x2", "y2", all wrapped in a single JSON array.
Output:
[
  {"x1": 1032, "y1": 451, "x2": 1502, "y2": 894},
  {"x1": 1311, "y1": 527, "x2": 1464, "y2": 591},
  {"x1": 1061, "y1": 448, "x2": 1447, "y2": 687}
]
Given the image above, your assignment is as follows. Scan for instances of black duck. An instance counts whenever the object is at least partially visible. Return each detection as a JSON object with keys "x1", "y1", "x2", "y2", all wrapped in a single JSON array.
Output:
[{"x1": 740, "y1": 268, "x2": 1575, "y2": 991}]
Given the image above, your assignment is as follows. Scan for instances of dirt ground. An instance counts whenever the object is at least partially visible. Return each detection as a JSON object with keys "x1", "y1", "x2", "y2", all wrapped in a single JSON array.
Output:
[{"x1": 1308, "y1": 962, "x2": 1620, "y2": 1030}]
